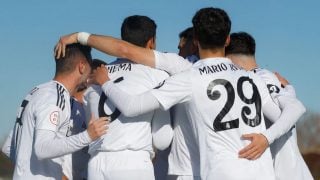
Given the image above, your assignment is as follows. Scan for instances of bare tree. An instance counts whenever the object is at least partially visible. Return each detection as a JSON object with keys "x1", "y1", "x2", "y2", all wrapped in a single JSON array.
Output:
[{"x1": 297, "y1": 111, "x2": 320, "y2": 153}]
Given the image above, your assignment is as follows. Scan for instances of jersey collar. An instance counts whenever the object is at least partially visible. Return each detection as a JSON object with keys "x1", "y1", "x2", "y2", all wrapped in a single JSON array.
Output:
[{"x1": 194, "y1": 57, "x2": 232, "y2": 65}]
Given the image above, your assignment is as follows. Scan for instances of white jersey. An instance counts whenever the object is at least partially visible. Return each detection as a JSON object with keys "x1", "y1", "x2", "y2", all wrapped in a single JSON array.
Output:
[
  {"x1": 254, "y1": 68, "x2": 313, "y2": 180},
  {"x1": 150, "y1": 57, "x2": 277, "y2": 180},
  {"x1": 84, "y1": 58, "x2": 170, "y2": 157},
  {"x1": 168, "y1": 104, "x2": 200, "y2": 176},
  {"x1": 153, "y1": 52, "x2": 200, "y2": 177},
  {"x1": 11, "y1": 81, "x2": 71, "y2": 180}
]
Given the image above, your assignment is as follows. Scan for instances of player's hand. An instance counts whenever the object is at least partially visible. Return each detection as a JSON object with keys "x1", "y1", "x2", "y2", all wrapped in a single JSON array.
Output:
[
  {"x1": 274, "y1": 72, "x2": 289, "y2": 87},
  {"x1": 88, "y1": 64, "x2": 110, "y2": 86},
  {"x1": 238, "y1": 133, "x2": 269, "y2": 160},
  {"x1": 54, "y1": 33, "x2": 78, "y2": 59},
  {"x1": 86, "y1": 113, "x2": 109, "y2": 141}
]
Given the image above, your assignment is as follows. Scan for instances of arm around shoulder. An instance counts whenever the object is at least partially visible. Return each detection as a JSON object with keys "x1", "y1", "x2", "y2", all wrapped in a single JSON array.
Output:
[
  {"x1": 262, "y1": 96, "x2": 306, "y2": 144},
  {"x1": 88, "y1": 34, "x2": 156, "y2": 67}
]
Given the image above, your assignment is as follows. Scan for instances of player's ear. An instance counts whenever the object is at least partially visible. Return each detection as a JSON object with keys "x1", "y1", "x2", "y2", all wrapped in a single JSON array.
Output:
[
  {"x1": 147, "y1": 37, "x2": 156, "y2": 50},
  {"x1": 193, "y1": 38, "x2": 200, "y2": 50},
  {"x1": 225, "y1": 35, "x2": 230, "y2": 47},
  {"x1": 191, "y1": 40, "x2": 198, "y2": 53},
  {"x1": 79, "y1": 60, "x2": 86, "y2": 75}
]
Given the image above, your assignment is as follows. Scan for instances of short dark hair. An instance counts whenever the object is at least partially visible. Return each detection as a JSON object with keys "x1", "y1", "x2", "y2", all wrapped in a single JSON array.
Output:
[
  {"x1": 192, "y1": 7, "x2": 231, "y2": 49},
  {"x1": 91, "y1": 58, "x2": 107, "y2": 70},
  {"x1": 225, "y1": 32, "x2": 256, "y2": 56},
  {"x1": 54, "y1": 43, "x2": 92, "y2": 75},
  {"x1": 179, "y1": 27, "x2": 194, "y2": 40},
  {"x1": 121, "y1": 15, "x2": 157, "y2": 47}
]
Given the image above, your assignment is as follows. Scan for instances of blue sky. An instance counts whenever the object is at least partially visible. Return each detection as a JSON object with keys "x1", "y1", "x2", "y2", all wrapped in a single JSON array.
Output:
[{"x1": 0, "y1": 0, "x2": 319, "y2": 138}]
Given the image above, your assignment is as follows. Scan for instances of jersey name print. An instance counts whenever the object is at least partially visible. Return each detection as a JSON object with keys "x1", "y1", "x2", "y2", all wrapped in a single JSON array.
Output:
[
  {"x1": 107, "y1": 62, "x2": 132, "y2": 73},
  {"x1": 198, "y1": 62, "x2": 241, "y2": 75}
]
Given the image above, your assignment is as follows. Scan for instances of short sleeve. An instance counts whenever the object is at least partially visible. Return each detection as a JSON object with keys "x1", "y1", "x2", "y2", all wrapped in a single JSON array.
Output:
[
  {"x1": 35, "y1": 104, "x2": 63, "y2": 132},
  {"x1": 151, "y1": 71, "x2": 192, "y2": 110},
  {"x1": 153, "y1": 50, "x2": 192, "y2": 75}
]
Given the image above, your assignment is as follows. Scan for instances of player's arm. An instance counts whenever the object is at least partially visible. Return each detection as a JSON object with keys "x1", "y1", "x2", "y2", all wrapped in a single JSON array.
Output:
[
  {"x1": 55, "y1": 32, "x2": 155, "y2": 67},
  {"x1": 55, "y1": 32, "x2": 192, "y2": 75},
  {"x1": 89, "y1": 64, "x2": 160, "y2": 117},
  {"x1": 262, "y1": 95, "x2": 305, "y2": 144},
  {"x1": 34, "y1": 111, "x2": 108, "y2": 160},
  {"x1": 90, "y1": 64, "x2": 191, "y2": 117},
  {"x1": 1, "y1": 129, "x2": 13, "y2": 159},
  {"x1": 151, "y1": 109, "x2": 173, "y2": 150},
  {"x1": 239, "y1": 82, "x2": 305, "y2": 159},
  {"x1": 82, "y1": 85, "x2": 102, "y2": 124}
]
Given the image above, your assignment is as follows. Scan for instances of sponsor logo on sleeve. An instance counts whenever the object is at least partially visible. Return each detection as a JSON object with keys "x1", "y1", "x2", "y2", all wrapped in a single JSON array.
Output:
[{"x1": 50, "y1": 111, "x2": 59, "y2": 125}]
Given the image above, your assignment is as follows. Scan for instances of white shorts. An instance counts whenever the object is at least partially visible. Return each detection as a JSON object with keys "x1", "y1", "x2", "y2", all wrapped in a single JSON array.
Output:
[{"x1": 88, "y1": 150, "x2": 154, "y2": 180}]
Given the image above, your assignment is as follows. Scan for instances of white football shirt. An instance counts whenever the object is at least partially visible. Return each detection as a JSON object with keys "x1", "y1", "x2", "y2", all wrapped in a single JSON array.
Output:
[
  {"x1": 151, "y1": 52, "x2": 201, "y2": 177},
  {"x1": 85, "y1": 58, "x2": 170, "y2": 157},
  {"x1": 167, "y1": 104, "x2": 200, "y2": 176},
  {"x1": 155, "y1": 52, "x2": 308, "y2": 178},
  {"x1": 150, "y1": 57, "x2": 278, "y2": 179},
  {"x1": 254, "y1": 68, "x2": 313, "y2": 180},
  {"x1": 11, "y1": 81, "x2": 71, "y2": 180}
]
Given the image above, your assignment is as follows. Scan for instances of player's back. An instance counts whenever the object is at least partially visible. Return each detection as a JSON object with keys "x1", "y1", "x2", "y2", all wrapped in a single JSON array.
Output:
[
  {"x1": 87, "y1": 58, "x2": 169, "y2": 156},
  {"x1": 254, "y1": 68, "x2": 313, "y2": 180},
  {"x1": 168, "y1": 104, "x2": 200, "y2": 176},
  {"x1": 185, "y1": 58, "x2": 275, "y2": 180},
  {"x1": 12, "y1": 81, "x2": 71, "y2": 180}
]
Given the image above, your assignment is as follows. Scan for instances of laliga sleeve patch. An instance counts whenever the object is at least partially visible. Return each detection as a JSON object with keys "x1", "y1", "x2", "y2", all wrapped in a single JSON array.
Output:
[{"x1": 50, "y1": 111, "x2": 60, "y2": 125}]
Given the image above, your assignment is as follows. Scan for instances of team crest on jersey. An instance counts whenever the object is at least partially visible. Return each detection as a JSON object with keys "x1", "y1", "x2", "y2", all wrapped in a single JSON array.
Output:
[{"x1": 50, "y1": 111, "x2": 59, "y2": 125}]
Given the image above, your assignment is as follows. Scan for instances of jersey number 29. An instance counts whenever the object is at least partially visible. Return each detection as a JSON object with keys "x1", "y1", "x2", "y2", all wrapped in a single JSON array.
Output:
[{"x1": 207, "y1": 76, "x2": 262, "y2": 132}]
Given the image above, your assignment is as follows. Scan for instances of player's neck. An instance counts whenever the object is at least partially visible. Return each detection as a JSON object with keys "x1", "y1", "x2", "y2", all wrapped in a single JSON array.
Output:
[
  {"x1": 53, "y1": 74, "x2": 78, "y2": 96},
  {"x1": 199, "y1": 48, "x2": 225, "y2": 60},
  {"x1": 227, "y1": 54, "x2": 258, "y2": 71}
]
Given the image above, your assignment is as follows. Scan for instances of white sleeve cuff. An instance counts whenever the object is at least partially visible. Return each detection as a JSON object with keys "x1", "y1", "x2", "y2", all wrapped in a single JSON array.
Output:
[
  {"x1": 82, "y1": 130, "x2": 92, "y2": 143},
  {"x1": 261, "y1": 131, "x2": 273, "y2": 144}
]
